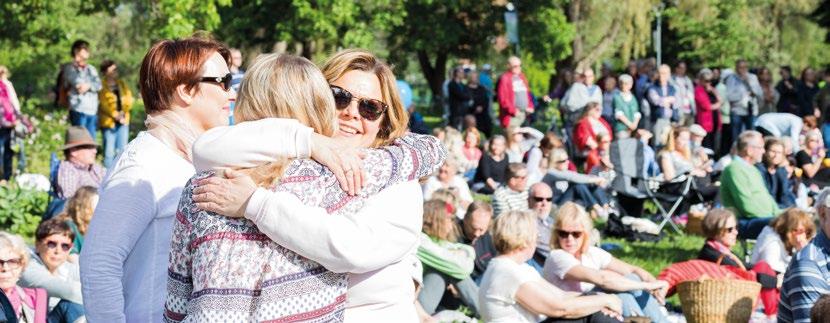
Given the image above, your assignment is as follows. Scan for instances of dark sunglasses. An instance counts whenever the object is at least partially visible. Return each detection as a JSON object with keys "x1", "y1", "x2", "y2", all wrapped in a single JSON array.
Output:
[
  {"x1": 46, "y1": 241, "x2": 72, "y2": 252},
  {"x1": 200, "y1": 73, "x2": 233, "y2": 92},
  {"x1": 0, "y1": 258, "x2": 21, "y2": 269},
  {"x1": 532, "y1": 196, "x2": 553, "y2": 202},
  {"x1": 556, "y1": 229, "x2": 583, "y2": 239},
  {"x1": 330, "y1": 85, "x2": 388, "y2": 121}
]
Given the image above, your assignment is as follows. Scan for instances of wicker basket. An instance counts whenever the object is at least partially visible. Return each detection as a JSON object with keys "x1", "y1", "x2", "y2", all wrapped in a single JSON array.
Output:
[
  {"x1": 677, "y1": 278, "x2": 761, "y2": 323},
  {"x1": 685, "y1": 209, "x2": 706, "y2": 236}
]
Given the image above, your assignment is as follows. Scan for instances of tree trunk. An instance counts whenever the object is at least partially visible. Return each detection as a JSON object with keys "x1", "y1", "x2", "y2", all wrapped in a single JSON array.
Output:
[
  {"x1": 568, "y1": 0, "x2": 583, "y2": 68},
  {"x1": 575, "y1": 19, "x2": 622, "y2": 70},
  {"x1": 417, "y1": 49, "x2": 448, "y2": 100},
  {"x1": 301, "y1": 40, "x2": 313, "y2": 60}
]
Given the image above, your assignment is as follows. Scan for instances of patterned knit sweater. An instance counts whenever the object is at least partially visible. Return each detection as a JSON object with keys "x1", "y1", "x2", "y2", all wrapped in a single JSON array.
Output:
[{"x1": 165, "y1": 133, "x2": 446, "y2": 322}]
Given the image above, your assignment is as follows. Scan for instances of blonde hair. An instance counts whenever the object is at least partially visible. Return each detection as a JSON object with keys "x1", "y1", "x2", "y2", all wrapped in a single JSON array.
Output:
[
  {"x1": 321, "y1": 49, "x2": 408, "y2": 147},
  {"x1": 662, "y1": 126, "x2": 691, "y2": 160},
  {"x1": 0, "y1": 231, "x2": 29, "y2": 269},
  {"x1": 551, "y1": 202, "x2": 593, "y2": 255},
  {"x1": 422, "y1": 199, "x2": 460, "y2": 242},
  {"x1": 59, "y1": 186, "x2": 98, "y2": 235},
  {"x1": 492, "y1": 210, "x2": 537, "y2": 254},
  {"x1": 233, "y1": 53, "x2": 337, "y2": 186},
  {"x1": 548, "y1": 148, "x2": 569, "y2": 170}
]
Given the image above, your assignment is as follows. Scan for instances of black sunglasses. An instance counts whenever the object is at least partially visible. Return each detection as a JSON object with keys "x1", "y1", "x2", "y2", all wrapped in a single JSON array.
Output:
[
  {"x1": 200, "y1": 73, "x2": 233, "y2": 92},
  {"x1": 532, "y1": 196, "x2": 553, "y2": 202},
  {"x1": 0, "y1": 258, "x2": 21, "y2": 269},
  {"x1": 556, "y1": 230, "x2": 583, "y2": 239},
  {"x1": 46, "y1": 241, "x2": 72, "y2": 252},
  {"x1": 330, "y1": 85, "x2": 388, "y2": 121}
]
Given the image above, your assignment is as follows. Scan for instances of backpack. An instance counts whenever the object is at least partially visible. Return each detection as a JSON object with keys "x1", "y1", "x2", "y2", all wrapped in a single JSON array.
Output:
[{"x1": 604, "y1": 212, "x2": 662, "y2": 242}]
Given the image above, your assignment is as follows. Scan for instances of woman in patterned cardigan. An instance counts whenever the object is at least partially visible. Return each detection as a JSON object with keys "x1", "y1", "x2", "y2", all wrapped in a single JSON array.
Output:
[{"x1": 166, "y1": 51, "x2": 445, "y2": 322}]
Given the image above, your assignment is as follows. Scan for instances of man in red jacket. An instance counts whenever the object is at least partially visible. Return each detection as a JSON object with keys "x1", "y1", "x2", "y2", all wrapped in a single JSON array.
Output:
[{"x1": 497, "y1": 56, "x2": 534, "y2": 128}]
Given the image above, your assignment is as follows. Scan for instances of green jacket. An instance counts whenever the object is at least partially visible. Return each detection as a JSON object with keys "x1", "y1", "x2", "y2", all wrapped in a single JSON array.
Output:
[
  {"x1": 720, "y1": 157, "x2": 780, "y2": 218},
  {"x1": 417, "y1": 233, "x2": 475, "y2": 280}
]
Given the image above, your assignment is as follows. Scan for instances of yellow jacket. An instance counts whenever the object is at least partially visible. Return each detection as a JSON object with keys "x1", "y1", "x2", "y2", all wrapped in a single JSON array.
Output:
[{"x1": 98, "y1": 79, "x2": 134, "y2": 129}]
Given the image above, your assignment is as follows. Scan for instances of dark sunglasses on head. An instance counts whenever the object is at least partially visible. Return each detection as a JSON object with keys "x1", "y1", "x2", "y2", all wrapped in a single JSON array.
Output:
[
  {"x1": 200, "y1": 73, "x2": 233, "y2": 92},
  {"x1": 330, "y1": 85, "x2": 388, "y2": 121},
  {"x1": 556, "y1": 229, "x2": 583, "y2": 239},
  {"x1": 532, "y1": 196, "x2": 553, "y2": 202},
  {"x1": 46, "y1": 241, "x2": 72, "y2": 252}
]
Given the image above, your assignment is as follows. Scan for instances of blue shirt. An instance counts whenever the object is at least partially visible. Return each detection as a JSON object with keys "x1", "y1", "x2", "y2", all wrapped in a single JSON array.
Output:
[{"x1": 778, "y1": 230, "x2": 830, "y2": 323}]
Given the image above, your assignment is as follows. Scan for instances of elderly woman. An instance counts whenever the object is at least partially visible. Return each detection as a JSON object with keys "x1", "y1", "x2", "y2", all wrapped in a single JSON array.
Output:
[
  {"x1": 417, "y1": 199, "x2": 479, "y2": 316},
  {"x1": 612, "y1": 74, "x2": 640, "y2": 138},
  {"x1": 166, "y1": 51, "x2": 444, "y2": 322},
  {"x1": 697, "y1": 209, "x2": 780, "y2": 316},
  {"x1": 0, "y1": 231, "x2": 83, "y2": 323},
  {"x1": 573, "y1": 102, "x2": 613, "y2": 157},
  {"x1": 423, "y1": 158, "x2": 474, "y2": 212},
  {"x1": 750, "y1": 208, "x2": 815, "y2": 280},
  {"x1": 543, "y1": 203, "x2": 669, "y2": 322},
  {"x1": 20, "y1": 219, "x2": 83, "y2": 312},
  {"x1": 479, "y1": 210, "x2": 622, "y2": 323}
]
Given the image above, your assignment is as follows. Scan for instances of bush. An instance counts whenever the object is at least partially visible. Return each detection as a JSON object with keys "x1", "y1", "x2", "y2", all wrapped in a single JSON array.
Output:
[{"x1": 0, "y1": 184, "x2": 47, "y2": 240}]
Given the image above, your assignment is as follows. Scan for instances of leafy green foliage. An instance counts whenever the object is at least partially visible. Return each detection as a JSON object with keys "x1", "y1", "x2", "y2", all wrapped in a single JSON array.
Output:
[
  {"x1": 0, "y1": 184, "x2": 48, "y2": 239},
  {"x1": 518, "y1": 2, "x2": 574, "y2": 71}
]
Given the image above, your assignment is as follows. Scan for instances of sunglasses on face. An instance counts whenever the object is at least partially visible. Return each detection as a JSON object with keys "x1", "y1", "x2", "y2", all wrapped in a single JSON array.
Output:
[
  {"x1": 330, "y1": 85, "x2": 388, "y2": 121},
  {"x1": 0, "y1": 258, "x2": 21, "y2": 270},
  {"x1": 46, "y1": 241, "x2": 72, "y2": 252},
  {"x1": 199, "y1": 73, "x2": 233, "y2": 92},
  {"x1": 556, "y1": 229, "x2": 583, "y2": 239},
  {"x1": 532, "y1": 196, "x2": 553, "y2": 202}
]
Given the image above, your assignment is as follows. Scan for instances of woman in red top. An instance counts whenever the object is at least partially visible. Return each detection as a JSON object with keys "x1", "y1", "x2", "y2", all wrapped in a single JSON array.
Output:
[
  {"x1": 693, "y1": 68, "x2": 722, "y2": 151},
  {"x1": 573, "y1": 102, "x2": 612, "y2": 157}
]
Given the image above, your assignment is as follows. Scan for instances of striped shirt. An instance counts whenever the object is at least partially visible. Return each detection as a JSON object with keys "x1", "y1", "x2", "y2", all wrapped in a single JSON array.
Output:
[
  {"x1": 492, "y1": 186, "x2": 529, "y2": 217},
  {"x1": 778, "y1": 230, "x2": 830, "y2": 323}
]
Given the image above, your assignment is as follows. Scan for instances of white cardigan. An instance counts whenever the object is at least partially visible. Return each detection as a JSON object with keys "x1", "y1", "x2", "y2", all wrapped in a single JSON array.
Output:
[{"x1": 193, "y1": 118, "x2": 424, "y2": 322}]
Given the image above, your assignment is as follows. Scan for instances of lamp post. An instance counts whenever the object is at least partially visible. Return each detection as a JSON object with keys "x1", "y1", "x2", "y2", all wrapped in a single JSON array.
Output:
[
  {"x1": 505, "y1": 2, "x2": 520, "y2": 55},
  {"x1": 653, "y1": 2, "x2": 665, "y2": 66}
]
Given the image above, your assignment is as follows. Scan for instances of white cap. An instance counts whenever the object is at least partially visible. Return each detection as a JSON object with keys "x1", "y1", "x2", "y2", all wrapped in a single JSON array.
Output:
[{"x1": 689, "y1": 124, "x2": 707, "y2": 137}]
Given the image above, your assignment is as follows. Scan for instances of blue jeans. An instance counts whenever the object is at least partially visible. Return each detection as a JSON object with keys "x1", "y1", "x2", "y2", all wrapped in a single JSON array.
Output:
[
  {"x1": 730, "y1": 114, "x2": 755, "y2": 140},
  {"x1": 0, "y1": 128, "x2": 12, "y2": 180},
  {"x1": 556, "y1": 183, "x2": 609, "y2": 209},
  {"x1": 102, "y1": 123, "x2": 129, "y2": 168},
  {"x1": 69, "y1": 110, "x2": 97, "y2": 139},
  {"x1": 738, "y1": 217, "x2": 773, "y2": 240},
  {"x1": 48, "y1": 299, "x2": 85, "y2": 323},
  {"x1": 609, "y1": 274, "x2": 668, "y2": 323}
]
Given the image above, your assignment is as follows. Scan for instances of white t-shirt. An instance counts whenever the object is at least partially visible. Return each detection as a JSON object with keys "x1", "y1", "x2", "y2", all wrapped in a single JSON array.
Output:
[
  {"x1": 543, "y1": 246, "x2": 613, "y2": 292},
  {"x1": 750, "y1": 225, "x2": 791, "y2": 273},
  {"x1": 479, "y1": 257, "x2": 543, "y2": 323}
]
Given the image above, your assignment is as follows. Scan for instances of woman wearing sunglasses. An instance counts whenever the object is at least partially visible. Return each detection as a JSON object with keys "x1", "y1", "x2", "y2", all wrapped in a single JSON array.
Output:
[
  {"x1": 542, "y1": 203, "x2": 670, "y2": 323},
  {"x1": 20, "y1": 219, "x2": 84, "y2": 319},
  {"x1": 1, "y1": 229, "x2": 84, "y2": 323},
  {"x1": 183, "y1": 49, "x2": 445, "y2": 322}
]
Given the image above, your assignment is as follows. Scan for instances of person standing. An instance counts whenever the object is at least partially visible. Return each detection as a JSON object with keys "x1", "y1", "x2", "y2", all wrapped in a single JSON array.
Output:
[
  {"x1": 0, "y1": 66, "x2": 22, "y2": 181},
  {"x1": 725, "y1": 59, "x2": 763, "y2": 140},
  {"x1": 228, "y1": 48, "x2": 245, "y2": 125},
  {"x1": 79, "y1": 37, "x2": 235, "y2": 322},
  {"x1": 97, "y1": 60, "x2": 133, "y2": 169},
  {"x1": 647, "y1": 64, "x2": 678, "y2": 146},
  {"x1": 777, "y1": 66, "x2": 799, "y2": 115},
  {"x1": 758, "y1": 67, "x2": 779, "y2": 115},
  {"x1": 468, "y1": 70, "x2": 493, "y2": 137},
  {"x1": 448, "y1": 67, "x2": 471, "y2": 130},
  {"x1": 670, "y1": 62, "x2": 696, "y2": 126},
  {"x1": 795, "y1": 67, "x2": 820, "y2": 118},
  {"x1": 694, "y1": 68, "x2": 722, "y2": 151},
  {"x1": 562, "y1": 67, "x2": 602, "y2": 129},
  {"x1": 497, "y1": 56, "x2": 534, "y2": 128},
  {"x1": 63, "y1": 40, "x2": 101, "y2": 138}
]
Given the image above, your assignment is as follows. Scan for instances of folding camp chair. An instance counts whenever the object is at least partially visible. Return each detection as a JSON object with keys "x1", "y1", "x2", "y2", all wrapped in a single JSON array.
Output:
[
  {"x1": 43, "y1": 152, "x2": 65, "y2": 220},
  {"x1": 610, "y1": 137, "x2": 693, "y2": 234}
]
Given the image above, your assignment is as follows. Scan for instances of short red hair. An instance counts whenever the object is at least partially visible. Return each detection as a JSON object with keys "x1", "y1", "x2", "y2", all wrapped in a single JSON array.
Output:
[{"x1": 139, "y1": 36, "x2": 230, "y2": 114}]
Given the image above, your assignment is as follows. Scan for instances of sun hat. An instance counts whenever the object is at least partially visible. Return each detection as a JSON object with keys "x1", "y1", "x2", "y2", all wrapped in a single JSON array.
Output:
[
  {"x1": 689, "y1": 124, "x2": 708, "y2": 137},
  {"x1": 61, "y1": 126, "x2": 98, "y2": 151}
]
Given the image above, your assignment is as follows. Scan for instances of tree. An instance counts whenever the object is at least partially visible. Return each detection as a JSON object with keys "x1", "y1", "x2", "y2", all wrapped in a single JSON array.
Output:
[
  {"x1": 387, "y1": 0, "x2": 502, "y2": 102},
  {"x1": 813, "y1": 0, "x2": 830, "y2": 42}
]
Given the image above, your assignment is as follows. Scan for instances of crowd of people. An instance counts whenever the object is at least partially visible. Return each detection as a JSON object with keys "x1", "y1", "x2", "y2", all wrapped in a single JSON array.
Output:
[{"x1": 0, "y1": 34, "x2": 829, "y2": 323}]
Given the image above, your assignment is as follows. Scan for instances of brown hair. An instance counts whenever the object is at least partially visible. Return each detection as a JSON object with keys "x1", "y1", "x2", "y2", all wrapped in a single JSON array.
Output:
[
  {"x1": 58, "y1": 186, "x2": 98, "y2": 235},
  {"x1": 771, "y1": 208, "x2": 816, "y2": 255},
  {"x1": 321, "y1": 49, "x2": 408, "y2": 147},
  {"x1": 702, "y1": 209, "x2": 736, "y2": 239},
  {"x1": 464, "y1": 200, "x2": 493, "y2": 220},
  {"x1": 139, "y1": 36, "x2": 231, "y2": 115},
  {"x1": 35, "y1": 218, "x2": 75, "y2": 243},
  {"x1": 422, "y1": 199, "x2": 460, "y2": 242}
]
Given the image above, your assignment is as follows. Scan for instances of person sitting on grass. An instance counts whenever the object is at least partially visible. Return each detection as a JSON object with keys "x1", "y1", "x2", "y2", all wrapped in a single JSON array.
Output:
[
  {"x1": 20, "y1": 219, "x2": 83, "y2": 314},
  {"x1": 472, "y1": 135, "x2": 509, "y2": 194},
  {"x1": 697, "y1": 208, "x2": 780, "y2": 317},
  {"x1": 541, "y1": 148, "x2": 611, "y2": 219},
  {"x1": 417, "y1": 199, "x2": 479, "y2": 317},
  {"x1": 492, "y1": 163, "x2": 530, "y2": 216},
  {"x1": 57, "y1": 186, "x2": 98, "y2": 255},
  {"x1": 423, "y1": 158, "x2": 474, "y2": 214},
  {"x1": 749, "y1": 208, "x2": 815, "y2": 284},
  {"x1": 478, "y1": 209, "x2": 623, "y2": 323},
  {"x1": 542, "y1": 202, "x2": 669, "y2": 322}
]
